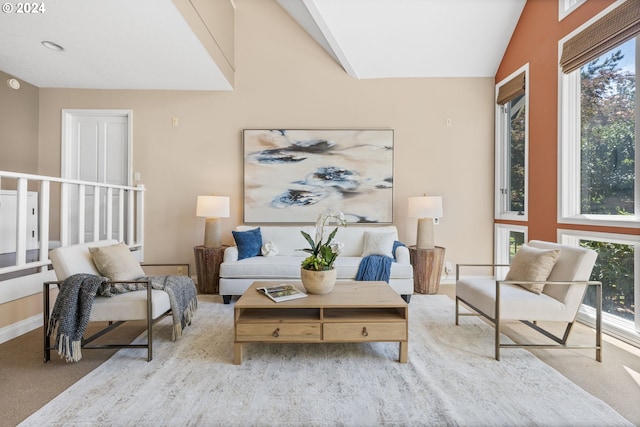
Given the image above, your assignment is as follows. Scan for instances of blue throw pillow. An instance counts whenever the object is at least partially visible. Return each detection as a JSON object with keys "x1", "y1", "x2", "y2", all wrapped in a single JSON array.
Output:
[{"x1": 232, "y1": 227, "x2": 263, "y2": 260}]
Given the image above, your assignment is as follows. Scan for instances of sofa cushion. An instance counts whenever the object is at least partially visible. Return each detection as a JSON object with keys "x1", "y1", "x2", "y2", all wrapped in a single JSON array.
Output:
[
  {"x1": 361, "y1": 231, "x2": 395, "y2": 258},
  {"x1": 91, "y1": 290, "x2": 171, "y2": 321},
  {"x1": 334, "y1": 226, "x2": 398, "y2": 257},
  {"x1": 457, "y1": 277, "x2": 575, "y2": 321},
  {"x1": 88, "y1": 242, "x2": 145, "y2": 281},
  {"x1": 236, "y1": 225, "x2": 314, "y2": 257},
  {"x1": 232, "y1": 227, "x2": 263, "y2": 260},
  {"x1": 505, "y1": 244, "x2": 560, "y2": 294},
  {"x1": 220, "y1": 255, "x2": 413, "y2": 280}
]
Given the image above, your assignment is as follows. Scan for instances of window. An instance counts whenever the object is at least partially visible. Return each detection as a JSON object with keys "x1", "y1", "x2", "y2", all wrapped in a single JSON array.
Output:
[
  {"x1": 495, "y1": 65, "x2": 528, "y2": 220},
  {"x1": 560, "y1": 230, "x2": 639, "y2": 346},
  {"x1": 494, "y1": 224, "x2": 527, "y2": 279},
  {"x1": 559, "y1": 3, "x2": 639, "y2": 228},
  {"x1": 559, "y1": 0, "x2": 586, "y2": 21}
]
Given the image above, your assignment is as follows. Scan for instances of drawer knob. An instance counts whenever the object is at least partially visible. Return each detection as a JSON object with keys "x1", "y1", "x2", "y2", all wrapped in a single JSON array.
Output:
[
  {"x1": 273, "y1": 328, "x2": 280, "y2": 338},
  {"x1": 362, "y1": 327, "x2": 368, "y2": 337}
]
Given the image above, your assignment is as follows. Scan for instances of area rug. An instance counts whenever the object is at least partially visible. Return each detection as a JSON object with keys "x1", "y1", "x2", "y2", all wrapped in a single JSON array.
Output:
[{"x1": 20, "y1": 295, "x2": 631, "y2": 427}]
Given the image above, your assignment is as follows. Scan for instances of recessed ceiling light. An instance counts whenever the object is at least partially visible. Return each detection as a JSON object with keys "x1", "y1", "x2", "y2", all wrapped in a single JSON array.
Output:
[
  {"x1": 41, "y1": 40, "x2": 64, "y2": 51},
  {"x1": 7, "y1": 78, "x2": 20, "y2": 90}
]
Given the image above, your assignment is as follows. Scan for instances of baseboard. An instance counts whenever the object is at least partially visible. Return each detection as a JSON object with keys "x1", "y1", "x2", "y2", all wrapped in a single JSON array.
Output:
[{"x1": 0, "y1": 313, "x2": 41, "y2": 344}]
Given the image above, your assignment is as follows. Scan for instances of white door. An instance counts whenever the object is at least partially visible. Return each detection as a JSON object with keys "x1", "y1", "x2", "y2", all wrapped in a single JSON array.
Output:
[{"x1": 62, "y1": 110, "x2": 132, "y2": 244}]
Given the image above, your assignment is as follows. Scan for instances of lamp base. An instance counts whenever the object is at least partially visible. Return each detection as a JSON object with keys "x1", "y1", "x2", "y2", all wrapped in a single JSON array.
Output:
[
  {"x1": 204, "y1": 217, "x2": 222, "y2": 248},
  {"x1": 416, "y1": 217, "x2": 435, "y2": 249}
]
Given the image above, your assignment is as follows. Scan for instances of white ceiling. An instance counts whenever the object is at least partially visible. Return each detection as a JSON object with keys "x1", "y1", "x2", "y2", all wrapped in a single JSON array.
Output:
[
  {"x1": 0, "y1": 0, "x2": 233, "y2": 90},
  {"x1": 0, "y1": 0, "x2": 526, "y2": 91},
  {"x1": 280, "y1": 0, "x2": 527, "y2": 79}
]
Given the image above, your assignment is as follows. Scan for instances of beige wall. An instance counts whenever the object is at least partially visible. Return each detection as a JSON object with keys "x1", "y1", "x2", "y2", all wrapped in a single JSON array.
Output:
[
  {"x1": 2, "y1": 0, "x2": 495, "y2": 330},
  {"x1": 0, "y1": 70, "x2": 39, "y2": 174},
  {"x1": 37, "y1": 0, "x2": 495, "y2": 268}
]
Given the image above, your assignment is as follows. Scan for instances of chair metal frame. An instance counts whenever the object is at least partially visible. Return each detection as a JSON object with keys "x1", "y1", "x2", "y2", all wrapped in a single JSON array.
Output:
[
  {"x1": 43, "y1": 263, "x2": 189, "y2": 362},
  {"x1": 455, "y1": 263, "x2": 602, "y2": 362}
]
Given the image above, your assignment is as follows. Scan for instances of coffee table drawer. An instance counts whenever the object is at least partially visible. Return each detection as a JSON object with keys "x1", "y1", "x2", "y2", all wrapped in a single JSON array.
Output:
[
  {"x1": 324, "y1": 322, "x2": 407, "y2": 341},
  {"x1": 236, "y1": 323, "x2": 321, "y2": 342}
]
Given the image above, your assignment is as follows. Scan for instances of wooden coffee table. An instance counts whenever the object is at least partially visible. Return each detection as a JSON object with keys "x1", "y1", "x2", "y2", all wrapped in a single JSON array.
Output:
[{"x1": 233, "y1": 281, "x2": 408, "y2": 364}]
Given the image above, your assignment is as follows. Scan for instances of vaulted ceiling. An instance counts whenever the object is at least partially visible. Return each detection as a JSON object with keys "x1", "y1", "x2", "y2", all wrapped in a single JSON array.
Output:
[{"x1": 0, "y1": 0, "x2": 525, "y2": 90}]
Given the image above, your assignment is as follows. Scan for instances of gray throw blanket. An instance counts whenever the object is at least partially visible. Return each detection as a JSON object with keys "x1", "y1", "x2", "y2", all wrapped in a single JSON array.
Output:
[
  {"x1": 47, "y1": 273, "x2": 109, "y2": 362},
  {"x1": 98, "y1": 275, "x2": 198, "y2": 340},
  {"x1": 48, "y1": 274, "x2": 198, "y2": 362},
  {"x1": 139, "y1": 275, "x2": 198, "y2": 340}
]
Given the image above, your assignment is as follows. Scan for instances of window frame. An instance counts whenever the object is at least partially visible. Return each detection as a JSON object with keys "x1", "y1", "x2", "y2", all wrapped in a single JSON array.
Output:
[
  {"x1": 494, "y1": 223, "x2": 528, "y2": 279},
  {"x1": 558, "y1": 22, "x2": 640, "y2": 228},
  {"x1": 495, "y1": 63, "x2": 529, "y2": 221},
  {"x1": 558, "y1": 0, "x2": 587, "y2": 22},
  {"x1": 559, "y1": 229, "x2": 640, "y2": 347}
]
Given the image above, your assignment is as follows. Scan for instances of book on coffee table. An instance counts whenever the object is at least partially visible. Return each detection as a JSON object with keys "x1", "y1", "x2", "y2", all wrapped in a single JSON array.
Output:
[{"x1": 257, "y1": 284, "x2": 307, "y2": 303}]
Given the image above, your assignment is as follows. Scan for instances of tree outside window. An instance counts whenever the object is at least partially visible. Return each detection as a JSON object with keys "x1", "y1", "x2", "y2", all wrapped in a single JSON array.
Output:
[{"x1": 580, "y1": 38, "x2": 636, "y2": 216}]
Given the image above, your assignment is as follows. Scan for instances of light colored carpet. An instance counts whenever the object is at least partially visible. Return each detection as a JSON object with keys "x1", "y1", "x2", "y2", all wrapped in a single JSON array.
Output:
[{"x1": 19, "y1": 295, "x2": 632, "y2": 427}]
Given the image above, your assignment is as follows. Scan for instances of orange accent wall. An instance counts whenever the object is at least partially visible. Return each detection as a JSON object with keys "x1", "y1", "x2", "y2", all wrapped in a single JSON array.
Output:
[{"x1": 495, "y1": 0, "x2": 638, "y2": 240}]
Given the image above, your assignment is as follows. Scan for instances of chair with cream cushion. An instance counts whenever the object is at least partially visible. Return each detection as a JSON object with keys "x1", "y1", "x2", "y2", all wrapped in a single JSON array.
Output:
[
  {"x1": 43, "y1": 240, "x2": 178, "y2": 362},
  {"x1": 455, "y1": 240, "x2": 602, "y2": 361}
]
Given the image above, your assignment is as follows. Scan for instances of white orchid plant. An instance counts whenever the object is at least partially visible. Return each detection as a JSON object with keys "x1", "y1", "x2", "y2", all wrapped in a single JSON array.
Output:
[{"x1": 300, "y1": 210, "x2": 347, "y2": 271}]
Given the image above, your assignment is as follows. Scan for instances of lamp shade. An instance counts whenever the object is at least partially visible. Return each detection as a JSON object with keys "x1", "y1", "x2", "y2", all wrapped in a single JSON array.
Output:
[
  {"x1": 196, "y1": 196, "x2": 230, "y2": 218},
  {"x1": 408, "y1": 196, "x2": 443, "y2": 219}
]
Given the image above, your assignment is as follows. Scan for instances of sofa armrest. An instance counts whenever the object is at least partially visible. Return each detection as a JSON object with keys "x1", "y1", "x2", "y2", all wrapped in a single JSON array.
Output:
[
  {"x1": 395, "y1": 245, "x2": 411, "y2": 264},
  {"x1": 224, "y1": 246, "x2": 239, "y2": 262}
]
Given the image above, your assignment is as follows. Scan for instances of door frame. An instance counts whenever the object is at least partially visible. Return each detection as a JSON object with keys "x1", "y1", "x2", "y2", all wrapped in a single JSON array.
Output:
[{"x1": 61, "y1": 109, "x2": 133, "y2": 185}]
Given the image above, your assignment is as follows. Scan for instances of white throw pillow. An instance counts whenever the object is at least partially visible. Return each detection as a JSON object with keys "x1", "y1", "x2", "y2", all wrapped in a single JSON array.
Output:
[
  {"x1": 505, "y1": 244, "x2": 560, "y2": 294},
  {"x1": 361, "y1": 231, "x2": 395, "y2": 258},
  {"x1": 261, "y1": 241, "x2": 279, "y2": 257},
  {"x1": 89, "y1": 242, "x2": 145, "y2": 281}
]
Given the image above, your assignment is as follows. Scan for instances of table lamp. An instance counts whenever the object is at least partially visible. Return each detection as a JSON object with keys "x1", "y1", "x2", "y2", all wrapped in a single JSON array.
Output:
[
  {"x1": 408, "y1": 195, "x2": 443, "y2": 249},
  {"x1": 196, "y1": 195, "x2": 230, "y2": 248}
]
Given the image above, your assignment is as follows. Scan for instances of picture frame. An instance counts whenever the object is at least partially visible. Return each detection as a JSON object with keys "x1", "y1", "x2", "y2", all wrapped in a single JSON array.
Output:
[{"x1": 243, "y1": 129, "x2": 394, "y2": 224}]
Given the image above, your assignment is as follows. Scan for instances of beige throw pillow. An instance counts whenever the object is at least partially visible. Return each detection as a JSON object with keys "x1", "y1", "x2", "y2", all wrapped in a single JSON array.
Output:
[
  {"x1": 89, "y1": 242, "x2": 145, "y2": 281},
  {"x1": 505, "y1": 244, "x2": 560, "y2": 294}
]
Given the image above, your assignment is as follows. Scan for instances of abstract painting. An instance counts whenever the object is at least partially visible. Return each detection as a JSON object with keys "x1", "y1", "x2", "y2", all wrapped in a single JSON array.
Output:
[{"x1": 243, "y1": 129, "x2": 394, "y2": 224}]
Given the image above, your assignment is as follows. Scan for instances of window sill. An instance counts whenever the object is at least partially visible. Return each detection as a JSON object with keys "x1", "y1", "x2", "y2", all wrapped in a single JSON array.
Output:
[
  {"x1": 495, "y1": 213, "x2": 528, "y2": 222},
  {"x1": 578, "y1": 305, "x2": 640, "y2": 349},
  {"x1": 558, "y1": 215, "x2": 640, "y2": 229}
]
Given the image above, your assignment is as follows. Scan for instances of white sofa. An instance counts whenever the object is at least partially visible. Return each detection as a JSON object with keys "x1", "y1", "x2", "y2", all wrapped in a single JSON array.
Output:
[{"x1": 219, "y1": 225, "x2": 414, "y2": 303}]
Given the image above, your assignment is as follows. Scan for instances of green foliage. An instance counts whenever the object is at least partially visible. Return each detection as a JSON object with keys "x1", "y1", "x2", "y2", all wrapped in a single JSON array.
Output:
[
  {"x1": 508, "y1": 95, "x2": 526, "y2": 213},
  {"x1": 581, "y1": 240, "x2": 635, "y2": 321},
  {"x1": 300, "y1": 227, "x2": 341, "y2": 271},
  {"x1": 300, "y1": 211, "x2": 346, "y2": 271},
  {"x1": 580, "y1": 47, "x2": 635, "y2": 215}
]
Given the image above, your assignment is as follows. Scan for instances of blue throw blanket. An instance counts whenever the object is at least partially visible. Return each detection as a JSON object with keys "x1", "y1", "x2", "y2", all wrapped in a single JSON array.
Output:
[
  {"x1": 356, "y1": 255, "x2": 393, "y2": 282},
  {"x1": 355, "y1": 241, "x2": 405, "y2": 283}
]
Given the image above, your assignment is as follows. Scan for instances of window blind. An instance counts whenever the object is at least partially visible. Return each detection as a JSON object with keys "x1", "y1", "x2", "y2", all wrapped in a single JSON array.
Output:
[
  {"x1": 496, "y1": 72, "x2": 525, "y2": 105},
  {"x1": 560, "y1": 0, "x2": 640, "y2": 74}
]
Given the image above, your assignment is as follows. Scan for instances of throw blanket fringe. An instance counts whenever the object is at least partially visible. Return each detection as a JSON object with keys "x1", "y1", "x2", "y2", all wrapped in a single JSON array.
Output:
[
  {"x1": 173, "y1": 297, "x2": 198, "y2": 340},
  {"x1": 142, "y1": 275, "x2": 198, "y2": 341},
  {"x1": 48, "y1": 273, "x2": 108, "y2": 362}
]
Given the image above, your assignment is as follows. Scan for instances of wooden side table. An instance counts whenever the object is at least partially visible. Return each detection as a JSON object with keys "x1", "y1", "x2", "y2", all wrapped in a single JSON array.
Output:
[
  {"x1": 193, "y1": 245, "x2": 228, "y2": 294},
  {"x1": 409, "y1": 246, "x2": 446, "y2": 294}
]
